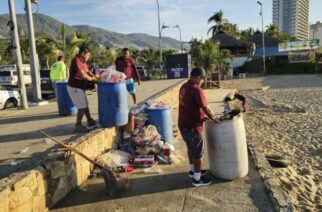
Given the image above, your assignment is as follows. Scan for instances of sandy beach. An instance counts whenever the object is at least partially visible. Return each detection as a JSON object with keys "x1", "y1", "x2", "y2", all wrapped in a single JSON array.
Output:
[{"x1": 221, "y1": 75, "x2": 322, "y2": 211}]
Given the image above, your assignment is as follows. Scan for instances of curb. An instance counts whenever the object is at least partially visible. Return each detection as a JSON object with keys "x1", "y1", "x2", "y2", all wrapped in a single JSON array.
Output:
[{"x1": 248, "y1": 142, "x2": 293, "y2": 212}]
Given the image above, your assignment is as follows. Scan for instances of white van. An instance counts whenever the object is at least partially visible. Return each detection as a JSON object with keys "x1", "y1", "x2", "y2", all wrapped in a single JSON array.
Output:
[{"x1": 0, "y1": 64, "x2": 32, "y2": 86}]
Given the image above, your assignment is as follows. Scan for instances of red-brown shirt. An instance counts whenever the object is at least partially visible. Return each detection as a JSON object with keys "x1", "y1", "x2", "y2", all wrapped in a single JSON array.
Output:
[
  {"x1": 68, "y1": 56, "x2": 89, "y2": 90},
  {"x1": 178, "y1": 80, "x2": 208, "y2": 133},
  {"x1": 115, "y1": 56, "x2": 140, "y2": 81}
]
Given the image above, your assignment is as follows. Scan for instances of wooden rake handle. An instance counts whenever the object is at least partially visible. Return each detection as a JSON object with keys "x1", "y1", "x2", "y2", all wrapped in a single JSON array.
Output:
[{"x1": 40, "y1": 131, "x2": 105, "y2": 169}]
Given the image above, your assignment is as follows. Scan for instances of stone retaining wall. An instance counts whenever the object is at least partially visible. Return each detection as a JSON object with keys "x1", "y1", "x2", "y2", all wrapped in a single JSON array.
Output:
[{"x1": 0, "y1": 80, "x2": 185, "y2": 212}]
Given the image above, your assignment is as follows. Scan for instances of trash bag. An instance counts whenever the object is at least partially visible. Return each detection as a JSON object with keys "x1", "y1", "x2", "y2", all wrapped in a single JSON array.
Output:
[
  {"x1": 96, "y1": 150, "x2": 130, "y2": 168},
  {"x1": 99, "y1": 65, "x2": 126, "y2": 83}
]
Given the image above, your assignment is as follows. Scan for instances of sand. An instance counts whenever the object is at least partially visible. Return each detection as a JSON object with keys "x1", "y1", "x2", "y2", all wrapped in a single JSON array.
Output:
[{"x1": 221, "y1": 75, "x2": 322, "y2": 211}]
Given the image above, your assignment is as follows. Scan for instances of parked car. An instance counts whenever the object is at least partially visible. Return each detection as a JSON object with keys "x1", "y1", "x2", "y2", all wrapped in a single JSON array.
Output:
[
  {"x1": 0, "y1": 85, "x2": 21, "y2": 109},
  {"x1": 0, "y1": 70, "x2": 32, "y2": 86},
  {"x1": 40, "y1": 69, "x2": 55, "y2": 98}
]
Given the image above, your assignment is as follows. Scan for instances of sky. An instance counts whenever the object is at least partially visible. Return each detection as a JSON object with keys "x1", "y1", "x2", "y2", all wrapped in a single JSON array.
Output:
[{"x1": 0, "y1": 0, "x2": 321, "y2": 41}]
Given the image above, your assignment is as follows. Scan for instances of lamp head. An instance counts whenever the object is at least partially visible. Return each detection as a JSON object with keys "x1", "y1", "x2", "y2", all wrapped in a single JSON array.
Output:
[{"x1": 257, "y1": 1, "x2": 262, "y2": 5}]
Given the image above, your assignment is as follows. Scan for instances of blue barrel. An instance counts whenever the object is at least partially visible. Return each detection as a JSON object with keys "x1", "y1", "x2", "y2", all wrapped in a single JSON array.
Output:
[
  {"x1": 56, "y1": 82, "x2": 77, "y2": 116},
  {"x1": 98, "y1": 82, "x2": 129, "y2": 127},
  {"x1": 147, "y1": 108, "x2": 173, "y2": 146}
]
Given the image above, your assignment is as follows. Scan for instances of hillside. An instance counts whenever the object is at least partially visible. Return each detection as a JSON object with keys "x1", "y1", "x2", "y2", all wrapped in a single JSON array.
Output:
[{"x1": 0, "y1": 13, "x2": 181, "y2": 49}]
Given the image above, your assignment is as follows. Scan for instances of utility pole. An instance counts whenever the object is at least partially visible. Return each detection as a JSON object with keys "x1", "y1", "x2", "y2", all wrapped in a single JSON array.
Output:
[
  {"x1": 8, "y1": 0, "x2": 28, "y2": 109},
  {"x1": 156, "y1": 0, "x2": 162, "y2": 71},
  {"x1": 25, "y1": 0, "x2": 42, "y2": 102},
  {"x1": 257, "y1": 1, "x2": 266, "y2": 75}
]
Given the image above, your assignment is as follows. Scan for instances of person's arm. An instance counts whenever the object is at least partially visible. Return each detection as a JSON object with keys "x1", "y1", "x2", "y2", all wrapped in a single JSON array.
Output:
[
  {"x1": 76, "y1": 58, "x2": 94, "y2": 81},
  {"x1": 131, "y1": 60, "x2": 141, "y2": 85},
  {"x1": 202, "y1": 106, "x2": 220, "y2": 124},
  {"x1": 195, "y1": 88, "x2": 220, "y2": 124}
]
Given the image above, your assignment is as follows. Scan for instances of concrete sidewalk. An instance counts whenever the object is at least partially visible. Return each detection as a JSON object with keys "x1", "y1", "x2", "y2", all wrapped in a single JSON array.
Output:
[
  {"x1": 52, "y1": 88, "x2": 274, "y2": 212},
  {"x1": 0, "y1": 79, "x2": 183, "y2": 179}
]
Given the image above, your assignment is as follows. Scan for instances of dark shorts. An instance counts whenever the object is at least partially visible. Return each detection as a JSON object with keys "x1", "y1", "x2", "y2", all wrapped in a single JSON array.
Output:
[{"x1": 180, "y1": 129, "x2": 204, "y2": 159}]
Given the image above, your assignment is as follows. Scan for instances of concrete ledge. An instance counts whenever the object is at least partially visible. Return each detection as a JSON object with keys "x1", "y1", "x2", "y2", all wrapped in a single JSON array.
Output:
[{"x1": 0, "y1": 79, "x2": 185, "y2": 212}]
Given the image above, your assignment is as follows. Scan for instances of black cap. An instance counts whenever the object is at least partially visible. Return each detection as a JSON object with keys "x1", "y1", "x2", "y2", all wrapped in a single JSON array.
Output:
[{"x1": 190, "y1": 67, "x2": 206, "y2": 77}]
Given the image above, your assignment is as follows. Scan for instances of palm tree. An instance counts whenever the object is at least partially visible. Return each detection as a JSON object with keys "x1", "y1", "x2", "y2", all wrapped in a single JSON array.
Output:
[
  {"x1": 200, "y1": 40, "x2": 219, "y2": 73},
  {"x1": 189, "y1": 38, "x2": 203, "y2": 66},
  {"x1": 198, "y1": 40, "x2": 234, "y2": 76},
  {"x1": 207, "y1": 10, "x2": 226, "y2": 36}
]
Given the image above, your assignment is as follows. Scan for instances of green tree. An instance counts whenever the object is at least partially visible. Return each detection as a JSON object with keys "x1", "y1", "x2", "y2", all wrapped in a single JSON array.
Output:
[
  {"x1": 222, "y1": 23, "x2": 240, "y2": 38},
  {"x1": 240, "y1": 27, "x2": 255, "y2": 40},
  {"x1": 89, "y1": 46, "x2": 117, "y2": 67},
  {"x1": 189, "y1": 38, "x2": 203, "y2": 66},
  {"x1": 265, "y1": 24, "x2": 295, "y2": 41}
]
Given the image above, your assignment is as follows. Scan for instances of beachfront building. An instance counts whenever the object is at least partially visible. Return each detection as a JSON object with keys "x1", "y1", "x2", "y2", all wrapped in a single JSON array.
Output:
[
  {"x1": 310, "y1": 21, "x2": 322, "y2": 43},
  {"x1": 212, "y1": 33, "x2": 255, "y2": 69},
  {"x1": 272, "y1": 0, "x2": 310, "y2": 40}
]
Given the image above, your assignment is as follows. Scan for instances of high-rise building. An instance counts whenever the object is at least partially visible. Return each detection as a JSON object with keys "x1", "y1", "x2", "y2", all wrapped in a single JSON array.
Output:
[
  {"x1": 310, "y1": 21, "x2": 322, "y2": 43},
  {"x1": 272, "y1": 0, "x2": 309, "y2": 40}
]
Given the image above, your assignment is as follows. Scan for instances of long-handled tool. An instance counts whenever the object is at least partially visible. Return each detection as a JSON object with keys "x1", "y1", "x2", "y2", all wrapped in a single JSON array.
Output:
[{"x1": 40, "y1": 131, "x2": 130, "y2": 196}]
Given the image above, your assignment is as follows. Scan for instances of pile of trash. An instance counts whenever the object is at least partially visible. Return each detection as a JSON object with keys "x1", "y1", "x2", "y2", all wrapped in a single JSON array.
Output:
[
  {"x1": 98, "y1": 65, "x2": 126, "y2": 83},
  {"x1": 95, "y1": 100, "x2": 175, "y2": 174}
]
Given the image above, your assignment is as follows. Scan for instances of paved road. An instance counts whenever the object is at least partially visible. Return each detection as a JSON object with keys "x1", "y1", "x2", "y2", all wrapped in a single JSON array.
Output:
[
  {"x1": 0, "y1": 79, "x2": 183, "y2": 179},
  {"x1": 52, "y1": 88, "x2": 274, "y2": 212}
]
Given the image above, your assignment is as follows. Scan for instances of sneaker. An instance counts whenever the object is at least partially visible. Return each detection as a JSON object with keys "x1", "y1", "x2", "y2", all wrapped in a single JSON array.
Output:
[
  {"x1": 192, "y1": 176, "x2": 213, "y2": 187},
  {"x1": 189, "y1": 170, "x2": 207, "y2": 178},
  {"x1": 74, "y1": 125, "x2": 89, "y2": 133},
  {"x1": 87, "y1": 119, "x2": 97, "y2": 130}
]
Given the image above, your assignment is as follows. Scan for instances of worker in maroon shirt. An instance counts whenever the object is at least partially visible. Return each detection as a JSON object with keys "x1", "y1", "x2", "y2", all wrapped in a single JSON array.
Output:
[
  {"x1": 178, "y1": 67, "x2": 220, "y2": 187},
  {"x1": 115, "y1": 48, "x2": 141, "y2": 104},
  {"x1": 67, "y1": 46, "x2": 98, "y2": 133}
]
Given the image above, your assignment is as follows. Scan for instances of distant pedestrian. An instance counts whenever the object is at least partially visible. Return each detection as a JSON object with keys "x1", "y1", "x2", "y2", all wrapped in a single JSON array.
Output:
[
  {"x1": 67, "y1": 46, "x2": 99, "y2": 133},
  {"x1": 50, "y1": 55, "x2": 67, "y2": 96},
  {"x1": 115, "y1": 48, "x2": 141, "y2": 104},
  {"x1": 178, "y1": 67, "x2": 220, "y2": 187}
]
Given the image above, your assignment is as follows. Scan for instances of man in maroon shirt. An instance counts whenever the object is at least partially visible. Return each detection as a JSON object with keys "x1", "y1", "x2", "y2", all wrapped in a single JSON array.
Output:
[
  {"x1": 178, "y1": 67, "x2": 220, "y2": 187},
  {"x1": 67, "y1": 46, "x2": 98, "y2": 133},
  {"x1": 115, "y1": 48, "x2": 141, "y2": 104}
]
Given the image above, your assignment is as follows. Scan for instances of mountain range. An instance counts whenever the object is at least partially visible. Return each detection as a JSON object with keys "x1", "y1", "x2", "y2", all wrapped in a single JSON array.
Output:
[{"x1": 0, "y1": 13, "x2": 182, "y2": 49}]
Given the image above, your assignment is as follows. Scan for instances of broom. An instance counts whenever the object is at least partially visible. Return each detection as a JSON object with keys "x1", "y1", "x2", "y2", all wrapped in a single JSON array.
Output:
[{"x1": 40, "y1": 131, "x2": 130, "y2": 196}]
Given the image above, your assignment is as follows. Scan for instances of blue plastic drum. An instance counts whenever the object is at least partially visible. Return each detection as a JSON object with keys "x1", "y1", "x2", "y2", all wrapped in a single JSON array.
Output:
[
  {"x1": 98, "y1": 82, "x2": 129, "y2": 127},
  {"x1": 147, "y1": 108, "x2": 173, "y2": 146},
  {"x1": 56, "y1": 82, "x2": 77, "y2": 116}
]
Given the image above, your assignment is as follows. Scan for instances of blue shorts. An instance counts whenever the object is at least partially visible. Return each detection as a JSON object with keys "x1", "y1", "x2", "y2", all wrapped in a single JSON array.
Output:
[{"x1": 126, "y1": 78, "x2": 136, "y2": 95}]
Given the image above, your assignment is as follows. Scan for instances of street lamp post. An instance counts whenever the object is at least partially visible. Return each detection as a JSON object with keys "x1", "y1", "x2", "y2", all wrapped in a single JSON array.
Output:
[
  {"x1": 257, "y1": 1, "x2": 266, "y2": 75},
  {"x1": 173, "y1": 24, "x2": 182, "y2": 53},
  {"x1": 25, "y1": 0, "x2": 42, "y2": 102},
  {"x1": 8, "y1": 0, "x2": 28, "y2": 109},
  {"x1": 156, "y1": 0, "x2": 162, "y2": 71}
]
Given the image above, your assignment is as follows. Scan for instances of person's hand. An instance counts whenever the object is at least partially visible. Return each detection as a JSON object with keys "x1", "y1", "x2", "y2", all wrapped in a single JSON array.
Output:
[
  {"x1": 92, "y1": 76, "x2": 99, "y2": 84},
  {"x1": 213, "y1": 117, "x2": 220, "y2": 124},
  {"x1": 137, "y1": 81, "x2": 141, "y2": 86}
]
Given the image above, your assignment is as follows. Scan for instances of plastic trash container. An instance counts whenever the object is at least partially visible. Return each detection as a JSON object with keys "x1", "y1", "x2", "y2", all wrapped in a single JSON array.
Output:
[
  {"x1": 205, "y1": 114, "x2": 248, "y2": 180},
  {"x1": 56, "y1": 82, "x2": 77, "y2": 116},
  {"x1": 147, "y1": 108, "x2": 173, "y2": 147},
  {"x1": 98, "y1": 82, "x2": 129, "y2": 127}
]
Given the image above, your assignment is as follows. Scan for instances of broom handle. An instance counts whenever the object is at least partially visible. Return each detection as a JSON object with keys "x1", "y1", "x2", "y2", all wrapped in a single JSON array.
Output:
[{"x1": 40, "y1": 131, "x2": 105, "y2": 169}]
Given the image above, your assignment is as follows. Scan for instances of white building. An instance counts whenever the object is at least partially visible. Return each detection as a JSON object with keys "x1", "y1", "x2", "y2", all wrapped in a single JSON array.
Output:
[
  {"x1": 310, "y1": 21, "x2": 322, "y2": 43},
  {"x1": 272, "y1": 0, "x2": 310, "y2": 40}
]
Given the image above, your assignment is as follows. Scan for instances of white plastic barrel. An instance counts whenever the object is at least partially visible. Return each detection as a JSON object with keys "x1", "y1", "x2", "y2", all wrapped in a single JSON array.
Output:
[{"x1": 205, "y1": 115, "x2": 248, "y2": 180}]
